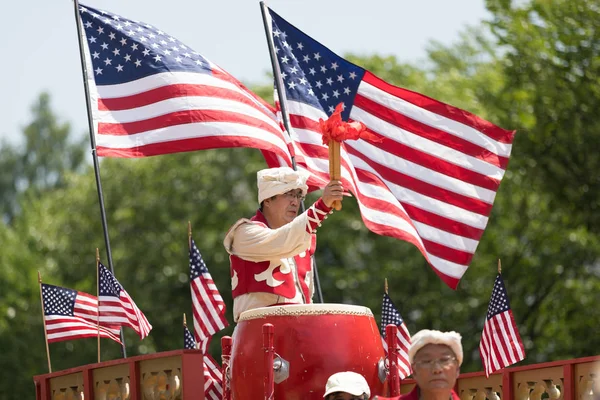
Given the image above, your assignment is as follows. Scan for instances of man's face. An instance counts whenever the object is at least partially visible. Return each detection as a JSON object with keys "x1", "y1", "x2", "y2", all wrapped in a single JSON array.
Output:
[
  {"x1": 326, "y1": 393, "x2": 365, "y2": 400},
  {"x1": 264, "y1": 189, "x2": 303, "y2": 227},
  {"x1": 411, "y1": 344, "x2": 460, "y2": 393}
]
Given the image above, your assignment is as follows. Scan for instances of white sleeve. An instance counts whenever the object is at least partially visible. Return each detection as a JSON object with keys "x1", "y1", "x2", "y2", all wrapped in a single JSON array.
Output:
[{"x1": 226, "y1": 213, "x2": 312, "y2": 261}]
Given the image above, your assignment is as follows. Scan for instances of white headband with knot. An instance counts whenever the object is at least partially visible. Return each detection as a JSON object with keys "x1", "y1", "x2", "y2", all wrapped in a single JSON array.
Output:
[
  {"x1": 257, "y1": 167, "x2": 309, "y2": 204},
  {"x1": 408, "y1": 329, "x2": 463, "y2": 366}
]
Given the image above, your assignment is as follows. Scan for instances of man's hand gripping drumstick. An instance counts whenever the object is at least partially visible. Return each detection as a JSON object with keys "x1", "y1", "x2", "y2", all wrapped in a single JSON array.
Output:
[{"x1": 322, "y1": 180, "x2": 344, "y2": 209}]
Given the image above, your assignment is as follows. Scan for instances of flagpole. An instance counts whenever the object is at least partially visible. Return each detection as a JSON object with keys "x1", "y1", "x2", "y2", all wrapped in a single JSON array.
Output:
[
  {"x1": 96, "y1": 248, "x2": 101, "y2": 363},
  {"x1": 38, "y1": 272, "x2": 52, "y2": 373},
  {"x1": 187, "y1": 225, "x2": 201, "y2": 350},
  {"x1": 384, "y1": 278, "x2": 388, "y2": 295},
  {"x1": 498, "y1": 259, "x2": 502, "y2": 274},
  {"x1": 71, "y1": 0, "x2": 117, "y2": 278},
  {"x1": 259, "y1": 1, "x2": 324, "y2": 303},
  {"x1": 72, "y1": 0, "x2": 127, "y2": 357}
]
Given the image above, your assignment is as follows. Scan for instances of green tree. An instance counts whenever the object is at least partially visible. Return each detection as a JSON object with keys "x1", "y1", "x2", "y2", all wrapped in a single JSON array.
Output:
[
  {"x1": 485, "y1": 0, "x2": 600, "y2": 231},
  {"x1": 480, "y1": 0, "x2": 600, "y2": 360},
  {"x1": 0, "y1": 92, "x2": 86, "y2": 221}
]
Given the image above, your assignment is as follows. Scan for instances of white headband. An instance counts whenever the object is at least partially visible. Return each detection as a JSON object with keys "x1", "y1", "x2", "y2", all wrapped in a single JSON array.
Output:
[{"x1": 257, "y1": 167, "x2": 309, "y2": 204}]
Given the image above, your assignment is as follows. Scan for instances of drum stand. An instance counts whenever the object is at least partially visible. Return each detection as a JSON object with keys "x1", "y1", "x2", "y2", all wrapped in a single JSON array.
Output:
[
  {"x1": 385, "y1": 324, "x2": 402, "y2": 397},
  {"x1": 221, "y1": 336, "x2": 233, "y2": 400}
]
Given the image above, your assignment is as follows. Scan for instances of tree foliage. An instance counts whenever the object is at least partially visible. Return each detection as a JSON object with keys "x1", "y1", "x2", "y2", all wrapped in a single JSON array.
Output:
[
  {"x1": 1, "y1": 1, "x2": 599, "y2": 398},
  {"x1": 0, "y1": 92, "x2": 86, "y2": 222}
]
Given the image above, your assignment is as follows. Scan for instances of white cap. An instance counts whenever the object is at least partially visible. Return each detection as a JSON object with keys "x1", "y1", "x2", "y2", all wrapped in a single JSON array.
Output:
[
  {"x1": 408, "y1": 329, "x2": 463, "y2": 366},
  {"x1": 323, "y1": 371, "x2": 371, "y2": 398},
  {"x1": 257, "y1": 167, "x2": 309, "y2": 204}
]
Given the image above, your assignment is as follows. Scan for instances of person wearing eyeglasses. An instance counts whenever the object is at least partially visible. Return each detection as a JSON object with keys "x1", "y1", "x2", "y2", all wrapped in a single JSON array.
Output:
[
  {"x1": 373, "y1": 329, "x2": 462, "y2": 400},
  {"x1": 224, "y1": 166, "x2": 344, "y2": 322},
  {"x1": 323, "y1": 371, "x2": 371, "y2": 400}
]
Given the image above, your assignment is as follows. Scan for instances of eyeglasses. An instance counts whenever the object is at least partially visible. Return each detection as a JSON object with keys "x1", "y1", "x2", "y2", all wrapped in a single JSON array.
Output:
[
  {"x1": 282, "y1": 191, "x2": 305, "y2": 201},
  {"x1": 413, "y1": 355, "x2": 457, "y2": 369}
]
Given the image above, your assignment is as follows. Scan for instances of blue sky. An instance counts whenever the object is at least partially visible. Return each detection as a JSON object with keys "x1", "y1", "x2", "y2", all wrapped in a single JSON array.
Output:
[{"x1": 0, "y1": 0, "x2": 489, "y2": 144}]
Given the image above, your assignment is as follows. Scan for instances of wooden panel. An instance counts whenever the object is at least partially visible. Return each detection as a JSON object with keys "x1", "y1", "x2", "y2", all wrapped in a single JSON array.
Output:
[
  {"x1": 574, "y1": 361, "x2": 600, "y2": 400},
  {"x1": 93, "y1": 363, "x2": 130, "y2": 400},
  {"x1": 139, "y1": 355, "x2": 183, "y2": 400},
  {"x1": 458, "y1": 374, "x2": 503, "y2": 400},
  {"x1": 49, "y1": 372, "x2": 84, "y2": 400}
]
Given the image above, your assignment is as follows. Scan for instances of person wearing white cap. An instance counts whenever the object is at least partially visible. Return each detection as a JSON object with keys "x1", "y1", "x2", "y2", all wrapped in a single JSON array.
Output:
[
  {"x1": 224, "y1": 167, "x2": 344, "y2": 321},
  {"x1": 373, "y1": 329, "x2": 462, "y2": 400},
  {"x1": 323, "y1": 371, "x2": 371, "y2": 400}
]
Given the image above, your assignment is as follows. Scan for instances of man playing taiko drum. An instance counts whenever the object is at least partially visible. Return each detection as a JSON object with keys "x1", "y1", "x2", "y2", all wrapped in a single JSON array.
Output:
[{"x1": 224, "y1": 166, "x2": 344, "y2": 322}]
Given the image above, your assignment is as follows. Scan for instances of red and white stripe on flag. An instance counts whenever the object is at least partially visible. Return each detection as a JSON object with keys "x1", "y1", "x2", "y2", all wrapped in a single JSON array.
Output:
[
  {"x1": 99, "y1": 289, "x2": 152, "y2": 339},
  {"x1": 203, "y1": 354, "x2": 223, "y2": 400},
  {"x1": 92, "y1": 68, "x2": 294, "y2": 161}
]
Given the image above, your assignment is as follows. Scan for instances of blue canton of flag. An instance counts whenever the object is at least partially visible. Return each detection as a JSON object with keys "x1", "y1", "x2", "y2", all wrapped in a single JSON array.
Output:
[
  {"x1": 43, "y1": 284, "x2": 78, "y2": 317},
  {"x1": 380, "y1": 293, "x2": 412, "y2": 379},
  {"x1": 79, "y1": 4, "x2": 211, "y2": 85},
  {"x1": 184, "y1": 324, "x2": 197, "y2": 350},
  {"x1": 380, "y1": 293, "x2": 406, "y2": 335},
  {"x1": 269, "y1": 9, "x2": 363, "y2": 120}
]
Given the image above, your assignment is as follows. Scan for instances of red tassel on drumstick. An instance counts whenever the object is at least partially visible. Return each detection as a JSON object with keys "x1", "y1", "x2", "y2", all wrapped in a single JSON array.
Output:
[{"x1": 318, "y1": 103, "x2": 380, "y2": 210}]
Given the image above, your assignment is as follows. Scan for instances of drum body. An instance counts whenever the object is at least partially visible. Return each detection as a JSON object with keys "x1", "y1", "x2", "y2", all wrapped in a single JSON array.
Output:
[{"x1": 230, "y1": 304, "x2": 385, "y2": 400}]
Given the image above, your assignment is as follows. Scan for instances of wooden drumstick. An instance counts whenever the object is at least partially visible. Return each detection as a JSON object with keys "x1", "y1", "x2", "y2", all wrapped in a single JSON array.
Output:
[{"x1": 329, "y1": 140, "x2": 342, "y2": 210}]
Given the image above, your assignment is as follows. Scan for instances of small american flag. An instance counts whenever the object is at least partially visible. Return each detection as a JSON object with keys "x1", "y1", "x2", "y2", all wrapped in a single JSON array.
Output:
[
  {"x1": 190, "y1": 238, "x2": 228, "y2": 344},
  {"x1": 380, "y1": 293, "x2": 412, "y2": 379},
  {"x1": 479, "y1": 274, "x2": 525, "y2": 377},
  {"x1": 264, "y1": 8, "x2": 516, "y2": 288},
  {"x1": 77, "y1": 4, "x2": 292, "y2": 162},
  {"x1": 41, "y1": 283, "x2": 121, "y2": 344},
  {"x1": 98, "y1": 262, "x2": 152, "y2": 339}
]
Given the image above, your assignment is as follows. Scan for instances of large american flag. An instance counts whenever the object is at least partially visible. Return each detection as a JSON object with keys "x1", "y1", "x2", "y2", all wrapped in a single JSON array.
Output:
[
  {"x1": 380, "y1": 293, "x2": 412, "y2": 379},
  {"x1": 190, "y1": 238, "x2": 228, "y2": 344},
  {"x1": 98, "y1": 262, "x2": 152, "y2": 339},
  {"x1": 77, "y1": 4, "x2": 293, "y2": 161},
  {"x1": 479, "y1": 274, "x2": 525, "y2": 377},
  {"x1": 265, "y1": 8, "x2": 516, "y2": 288},
  {"x1": 41, "y1": 283, "x2": 121, "y2": 344}
]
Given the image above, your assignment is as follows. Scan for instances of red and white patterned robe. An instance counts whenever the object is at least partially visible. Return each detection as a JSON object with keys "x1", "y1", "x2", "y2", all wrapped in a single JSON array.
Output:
[{"x1": 224, "y1": 198, "x2": 332, "y2": 321}]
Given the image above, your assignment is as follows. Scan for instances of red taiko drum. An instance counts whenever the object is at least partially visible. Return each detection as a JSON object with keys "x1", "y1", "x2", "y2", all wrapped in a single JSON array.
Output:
[{"x1": 230, "y1": 304, "x2": 385, "y2": 400}]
